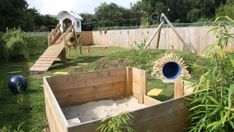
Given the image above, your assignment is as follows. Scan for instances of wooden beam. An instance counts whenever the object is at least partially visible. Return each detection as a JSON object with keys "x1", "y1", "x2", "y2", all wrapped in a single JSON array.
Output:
[
  {"x1": 125, "y1": 67, "x2": 133, "y2": 96},
  {"x1": 174, "y1": 80, "x2": 184, "y2": 99},
  {"x1": 144, "y1": 21, "x2": 164, "y2": 49},
  {"x1": 161, "y1": 13, "x2": 196, "y2": 53},
  {"x1": 156, "y1": 25, "x2": 162, "y2": 49}
]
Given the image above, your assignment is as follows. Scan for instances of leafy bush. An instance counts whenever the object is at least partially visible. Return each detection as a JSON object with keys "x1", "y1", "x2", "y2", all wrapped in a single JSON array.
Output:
[
  {"x1": 2, "y1": 29, "x2": 28, "y2": 60},
  {"x1": 23, "y1": 33, "x2": 47, "y2": 55},
  {"x1": 0, "y1": 32, "x2": 5, "y2": 59},
  {"x1": 0, "y1": 123, "x2": 24, "y2": 132},
  {"x1": 189, "y1": 16, "x2": 234, "y2": 132},
  {"x1": 1, "y1": 29, "x2": 47, "y2": 61},
  {"x1": 216, "y1": 1, "x2": 234, "y2": 19}
]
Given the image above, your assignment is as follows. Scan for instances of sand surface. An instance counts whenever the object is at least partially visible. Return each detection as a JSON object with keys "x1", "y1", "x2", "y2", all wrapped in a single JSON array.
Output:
[{"x1": 62, "y1": 97, "x2": 146, "y2": 126}]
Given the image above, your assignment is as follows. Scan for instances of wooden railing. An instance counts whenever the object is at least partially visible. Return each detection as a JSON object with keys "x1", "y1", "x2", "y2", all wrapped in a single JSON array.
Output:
[
  {"x1": 48, "y1": 23, "x2": 61, "y2": 46},
  {"x1": 61, "y1": 23, "x2": 75, "y2": 48},
  {"x1": 48, "y1": 23, "x2": 80, "y2": 49}
]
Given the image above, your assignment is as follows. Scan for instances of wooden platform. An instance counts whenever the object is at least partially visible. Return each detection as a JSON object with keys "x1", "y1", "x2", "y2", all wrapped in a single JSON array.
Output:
[{"x1": 29, "y1": 44, "x2": 64, "y2": 72}]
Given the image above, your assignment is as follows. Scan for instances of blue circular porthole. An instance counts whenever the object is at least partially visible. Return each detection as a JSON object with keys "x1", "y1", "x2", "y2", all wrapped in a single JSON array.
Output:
[{"x1": 162, "y1": 62, "x2": 181, "y2": 80}]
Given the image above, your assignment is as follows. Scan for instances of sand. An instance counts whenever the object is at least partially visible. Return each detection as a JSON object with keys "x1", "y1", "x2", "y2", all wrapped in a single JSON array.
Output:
[{"x1": 62, "y1": 97, "x2": 146, "y2": 126}]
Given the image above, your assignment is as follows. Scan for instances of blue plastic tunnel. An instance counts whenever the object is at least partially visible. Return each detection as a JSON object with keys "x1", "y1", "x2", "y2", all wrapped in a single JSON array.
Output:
[{"x1": 162, "y1": 62, "x2": 181, "y2": 80}]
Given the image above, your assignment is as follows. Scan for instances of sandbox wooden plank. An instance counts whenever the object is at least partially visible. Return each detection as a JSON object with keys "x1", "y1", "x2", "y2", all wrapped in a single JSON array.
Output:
[{"x1": 44, "y1": 77, "x2": 68, "y2": 132}]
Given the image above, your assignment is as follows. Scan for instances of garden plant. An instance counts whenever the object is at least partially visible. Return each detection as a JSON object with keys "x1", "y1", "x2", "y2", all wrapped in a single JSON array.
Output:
[{"x1": 189, "y1": 16, "x2": 234, "y2": 131}]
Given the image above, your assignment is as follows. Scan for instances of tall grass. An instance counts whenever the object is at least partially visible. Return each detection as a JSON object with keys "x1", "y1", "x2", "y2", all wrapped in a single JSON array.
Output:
[
  {"x1": 189, "y1": 16, "x2": 234, "y2": 132},
  {"x1": 1, "y1": 29, "x2": 47, "y2": 61},
  {"x1": 97, "y1": 112, "x2": 134, "y2": 132}
]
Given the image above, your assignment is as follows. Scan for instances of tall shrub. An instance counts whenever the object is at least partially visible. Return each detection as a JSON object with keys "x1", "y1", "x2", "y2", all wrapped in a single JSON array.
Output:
[
  {"x1": 2, "y1": 29, "x2": 29, "y2": 60},
  {"x1": 1, "y1": 30, "x2": 48, "y2": 61},
  {"x1": 189, "y1": 16, "x2": 234, "y2": 131}
]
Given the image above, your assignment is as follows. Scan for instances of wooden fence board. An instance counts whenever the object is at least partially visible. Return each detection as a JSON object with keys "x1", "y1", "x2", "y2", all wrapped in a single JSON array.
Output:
[
  {"x1": 80, "y1": 27, "x2": 234, "y2": 55},
  {"x1": 44, "y1": 77, "x2": 68, "y2": 132}
]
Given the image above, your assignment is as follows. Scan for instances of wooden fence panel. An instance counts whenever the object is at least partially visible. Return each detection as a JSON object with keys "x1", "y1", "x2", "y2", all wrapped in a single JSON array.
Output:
[{"x1": 79, "y1": 27, "x2": 234, "y2": 55}]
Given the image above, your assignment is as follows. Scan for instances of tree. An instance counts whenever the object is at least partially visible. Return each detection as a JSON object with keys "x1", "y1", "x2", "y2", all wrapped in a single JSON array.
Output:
[
  {"x1": 136, "y1": 0, "x2": 227, "y2": 22},
  {"x1": 216, "y1": 0, "x2": 234, "y2": 19},
  {"x1": 0, "y1": 0, "x2": 57, "y2": 32},
  {"x1": 80, "y1": 13, "x2": 96, "y2": 31},
  {"x1": 0, "y1": 0, "x2": 28, "y2": 31}
]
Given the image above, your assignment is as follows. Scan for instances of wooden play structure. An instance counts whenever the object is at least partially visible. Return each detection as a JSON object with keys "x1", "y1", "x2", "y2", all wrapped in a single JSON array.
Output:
[
  {"x1": 144, "y1": 13, "x2": 197, "y2": 54},
  {"x1": 44, "y1": 67, "x2": 191, "y2": 132},
  {"x1": 29, "y1": 11, "x2": 83, "y2": 72}
]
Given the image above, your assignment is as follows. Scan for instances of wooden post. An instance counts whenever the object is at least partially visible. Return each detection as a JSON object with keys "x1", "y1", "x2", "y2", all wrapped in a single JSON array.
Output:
[
  {"x1": 87, "y1": 46, "x2": 91, "y2": 54},
  {"x1": 156, "y1": 25, "x2": 162, "y2": 49},
  {"x1": 125, "y1": 67, "x2": 133, "y2": 96},
  {"x1": 144, "y1": 21, "x2": 164, "y2": 49},
  {"x1": 62, "y1": 49, "x2": 67, "y2": 63},
  {"x1": 79, "y1": 46, "x2": 82, "y2": 55},
  {"x1": 174, "y1": 80, "x2": 184, "y2": 98},
  {"x1": 161, "y1": 13, "x2": 196, "y2": 54}
]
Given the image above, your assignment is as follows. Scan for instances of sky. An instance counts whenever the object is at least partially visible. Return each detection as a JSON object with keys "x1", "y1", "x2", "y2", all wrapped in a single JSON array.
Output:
[{"x1": 26, "y1": 0, "x2": 139, "y2": 15}]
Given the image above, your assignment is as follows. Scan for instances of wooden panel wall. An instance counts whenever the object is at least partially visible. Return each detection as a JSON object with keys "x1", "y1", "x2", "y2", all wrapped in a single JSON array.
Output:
[
  {"x1": 79, "y1": 31, "x2": 93, "y2": 46},
  {"x1": 131, "y1": 67, "x2": 146, "y2": 103},
  {"x1": 132, "y1": 97, "x2": 190, "y2": 132},
  {"x1": 79, "y1": 27, "x2": 234, "y2": 55},
  {"x1": 44, "y1": 77, "x2": 68, "y2": 132},
  {"x1": 46, "y1": 68, "x2": 126, "y2": 107}
]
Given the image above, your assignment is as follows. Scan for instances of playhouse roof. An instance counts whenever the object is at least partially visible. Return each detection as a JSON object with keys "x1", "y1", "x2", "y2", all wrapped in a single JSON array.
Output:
[{"x1": 57, "y1": 11, "x2": 83, "y2": 20}]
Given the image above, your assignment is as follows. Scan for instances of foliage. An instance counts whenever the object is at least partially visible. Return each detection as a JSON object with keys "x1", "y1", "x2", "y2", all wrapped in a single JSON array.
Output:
[
  {"x1": 140, "y1": 17, "x2": 150, "y2": 28},
  {"x1": 97, "y1": 112, "x2": 134, "y2": 132},
  {"x1": 81, "y1": 2, "x2": 141, "y2": 31},
  {"x1": 23, "y1": 33, "x2": 48, "y2": 55},
  {"x1": 0, "y1": 123, "x2": 24, "y2": 132},
  {"x1": 0, "y1": 60, "x2": 46, "y2": 131},
  {"x1": 80, "y1": 0, "x2": 232, "y2": 31},
  {"x1": 216, "y1": 0, "x2": 234, "y2": 19},
  {"x1": 0, "y1": 0, "x2": 56, "y2": 31},
  {"x1": 0, "y1": 32, "x2": 4, "y2": 59},
  {"x1": 16, "y1": 84, "x2": 30, "y2": 111},
  {"x1": 2, "y1": 29, "x2": 29, "y2": 60},
  {"x1": 1, "y1": 29, "x2": 47, "y2": 61},
  {"x1": 0, "y1": 81, "x2": 2, "y2": 100},
  {"x1": 189, "y1": 16, "x2": 234, "y2": 132},
  {"x1": 128, "y1": 49, "x2": 153, "y2": 71}
]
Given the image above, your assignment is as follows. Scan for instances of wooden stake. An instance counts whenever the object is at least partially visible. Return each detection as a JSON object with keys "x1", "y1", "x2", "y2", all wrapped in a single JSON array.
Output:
[
  {"x1": 144, "y1": 21, "x2": 164, "y2": 49},
  {"x1": 156, "y1": 25, "x2": 162, "y2": 49},
  {"x1": 174, "y1": 80, "x2": 184, "y2": 99},
  {"x1": 87, "y1": 46, "x2": 91, "y2": 54},
  {"x1": 161, "y1": 13, "x2": 196, "y2": 53}
]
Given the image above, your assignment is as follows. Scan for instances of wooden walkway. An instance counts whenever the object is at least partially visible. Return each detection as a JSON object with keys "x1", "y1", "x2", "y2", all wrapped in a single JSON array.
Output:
[
  {"x1": 29, "y1": 23, "x2": 79, "y2": 72},
  {"x1": 29, "y1": 44, "x2": 64, "y2": 72}
]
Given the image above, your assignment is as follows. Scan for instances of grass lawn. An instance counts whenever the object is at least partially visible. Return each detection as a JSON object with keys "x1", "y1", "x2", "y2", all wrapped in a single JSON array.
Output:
[{"x1": 0, "y1": 46, "x2": 208, "y2": 131}]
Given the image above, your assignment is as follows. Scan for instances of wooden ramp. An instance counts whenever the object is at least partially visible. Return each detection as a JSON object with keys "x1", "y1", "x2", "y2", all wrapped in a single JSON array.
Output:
[
  {"x1": 29, "y1": 44, "x2": 64, "y2": 72},
  {"x1": 29, "y1": 23, "x2": 80, "y2": 72}
]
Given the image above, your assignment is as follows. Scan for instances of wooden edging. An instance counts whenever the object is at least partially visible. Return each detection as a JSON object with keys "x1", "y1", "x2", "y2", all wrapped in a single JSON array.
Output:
[{"x1": 44, "y1": 77, "x2": 69, "y2": 131}]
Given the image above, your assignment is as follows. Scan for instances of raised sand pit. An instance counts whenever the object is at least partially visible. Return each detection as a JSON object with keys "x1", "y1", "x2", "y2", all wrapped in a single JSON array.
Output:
[{"x1": 62, "y1": 97, "x2": 146, "y2": 126}]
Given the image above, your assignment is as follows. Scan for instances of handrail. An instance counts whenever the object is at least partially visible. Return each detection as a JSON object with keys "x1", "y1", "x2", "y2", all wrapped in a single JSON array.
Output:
[
  {"x1": 61, "y1": 23, "x2": 75, "y2": 48},
  {"x1": 48, "y1": 23, "x2": 61, "y2": 46}
]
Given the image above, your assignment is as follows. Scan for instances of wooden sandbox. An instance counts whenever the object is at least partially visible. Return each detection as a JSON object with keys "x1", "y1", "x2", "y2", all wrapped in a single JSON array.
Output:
[{"x1": 44, "y1": 67, "x2": 190, "y2": 132}]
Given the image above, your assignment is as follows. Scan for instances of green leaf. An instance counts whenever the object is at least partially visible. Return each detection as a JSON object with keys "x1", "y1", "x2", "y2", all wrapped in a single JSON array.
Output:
[
  {"x1": 222, "y1": 111, "x2": 230, "y2": 126},
  {"x1": 207, "y1": 120, "x2": 222, "y2": 131},
  {"x1": 229, "y1": 121, "x2": 234, "y2": 129}
]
